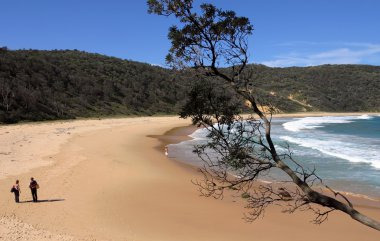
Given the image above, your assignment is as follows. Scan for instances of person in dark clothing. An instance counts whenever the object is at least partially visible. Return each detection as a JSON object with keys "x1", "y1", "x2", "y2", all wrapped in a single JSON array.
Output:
[
  {"x1": 29, "y1": 177, "x2": 38, "y2": 202},
  {"x1": 12, "y1": 180, "x2": 21, "y2": 203}
]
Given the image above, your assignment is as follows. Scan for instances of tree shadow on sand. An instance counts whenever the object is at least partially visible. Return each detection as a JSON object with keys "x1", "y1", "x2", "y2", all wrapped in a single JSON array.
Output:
[{"x1": 19, "y1": 199, "x2": 65, "y2": 203}]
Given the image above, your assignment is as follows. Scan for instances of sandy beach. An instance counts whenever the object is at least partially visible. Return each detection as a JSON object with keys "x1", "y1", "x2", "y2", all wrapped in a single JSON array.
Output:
[{"x1": 0, "y1": 114, "x2": 379, "y2": 241}]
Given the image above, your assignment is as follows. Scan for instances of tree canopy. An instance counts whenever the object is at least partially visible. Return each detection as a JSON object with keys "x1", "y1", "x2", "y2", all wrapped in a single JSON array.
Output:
[
  {"x1": 0, "y1": 48, "x2": 379, "y2": 124},
  {"x1": 0, "y1": 49, "x2": 191, "y2": 123},
  {"x1": 148, "y1": 0, "x2": 380, "y2": 231}
]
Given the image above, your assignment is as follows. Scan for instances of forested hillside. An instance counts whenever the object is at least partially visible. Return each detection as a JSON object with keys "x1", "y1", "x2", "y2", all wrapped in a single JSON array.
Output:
[
  {"x1": 246, "y1": 64, "x2": 380, "y2": 112},
  {"x1": 0, "y1": 48, "x2": 191, "y2": 123},
  {"x1": 0, "y1": 48, "x2": 379, "y2": 123}
]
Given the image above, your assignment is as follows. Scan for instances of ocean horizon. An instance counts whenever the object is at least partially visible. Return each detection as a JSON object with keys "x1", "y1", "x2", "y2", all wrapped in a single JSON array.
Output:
[{"x1": 169, "y1": 114, "x2": 380, "y2": 199}]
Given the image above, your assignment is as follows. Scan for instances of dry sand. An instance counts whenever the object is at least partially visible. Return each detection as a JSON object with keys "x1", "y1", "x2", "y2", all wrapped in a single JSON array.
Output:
[{"x1": 0, "y1": 115, "x2": 379, "y2": 241}]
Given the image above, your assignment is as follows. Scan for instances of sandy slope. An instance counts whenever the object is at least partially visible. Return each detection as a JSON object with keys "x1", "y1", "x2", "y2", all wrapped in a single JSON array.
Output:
[{"x1": 0, "y1": 115, "x2": 379, "y2": 241}]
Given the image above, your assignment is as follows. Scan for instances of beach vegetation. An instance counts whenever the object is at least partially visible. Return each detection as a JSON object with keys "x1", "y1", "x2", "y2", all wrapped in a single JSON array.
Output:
[
  {"x1": 0, "y1": 48, "x2": 379, "y2": 123},
  {"x1": 0, "y1": 49, "x2": 192, "y2": 123}
]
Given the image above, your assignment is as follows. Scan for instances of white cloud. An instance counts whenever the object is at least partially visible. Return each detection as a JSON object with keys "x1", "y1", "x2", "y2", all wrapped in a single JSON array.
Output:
[
  {"x1": 150, "y1": 63, "x2": 166, "y2": 68},
  {"x1": 261, "y1": 42, "x2": 380, "y2": 67}
]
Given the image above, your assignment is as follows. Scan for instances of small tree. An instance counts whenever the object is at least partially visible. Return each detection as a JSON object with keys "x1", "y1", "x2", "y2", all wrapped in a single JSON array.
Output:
[
  {"x1": 148, "y1": 0, "x2": 380, "y2": 231},
  {"x1": 0, "y1": 77, "x2": 13, "y2": 112}
]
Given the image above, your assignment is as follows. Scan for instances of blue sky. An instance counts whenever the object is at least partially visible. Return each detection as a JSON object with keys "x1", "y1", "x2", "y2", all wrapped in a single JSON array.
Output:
[{"x1": 1, "y1": 0, "x2": 379, "y2": 67}]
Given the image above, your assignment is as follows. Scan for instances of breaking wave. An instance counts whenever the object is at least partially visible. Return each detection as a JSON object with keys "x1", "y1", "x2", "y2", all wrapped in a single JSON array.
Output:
[
  {"x1": 280, "y1": 134, "x2": 380, "y2": 169},
  {"x1": 283, "y1": 115, "x2": 374, "y2": 132}
]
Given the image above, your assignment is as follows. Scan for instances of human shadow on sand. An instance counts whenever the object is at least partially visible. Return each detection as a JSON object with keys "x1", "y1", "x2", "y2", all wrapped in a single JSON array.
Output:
[{"x1": 19, "y1": 199, "x2": 65, "y2": 203}]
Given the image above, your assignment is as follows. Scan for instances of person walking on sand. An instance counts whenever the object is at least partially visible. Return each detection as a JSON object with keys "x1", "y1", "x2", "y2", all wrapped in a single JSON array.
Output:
[
  {"x1": 12, "y1": 180, "x2": 21, "y2": 203},
  {"x1": 29, "y1": 177, "x2": 39, "y2": 202}
]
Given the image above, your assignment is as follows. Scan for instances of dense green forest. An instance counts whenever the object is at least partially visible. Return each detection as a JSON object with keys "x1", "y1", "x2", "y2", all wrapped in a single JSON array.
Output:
[
  {"x1": 246, "y1": 64, "x2": 380, "y2": 112},
  {"x1": 0, "y1": 48, "x2": 191, "y2": 123},
  {"x1": 0, "y1": 48, "x2": 379, "y2": 123}
]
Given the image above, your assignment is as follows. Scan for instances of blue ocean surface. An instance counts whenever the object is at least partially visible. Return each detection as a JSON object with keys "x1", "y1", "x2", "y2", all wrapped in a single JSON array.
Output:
[{"x1": 169, "y1": 115, "x2": 380, "y2": 198}]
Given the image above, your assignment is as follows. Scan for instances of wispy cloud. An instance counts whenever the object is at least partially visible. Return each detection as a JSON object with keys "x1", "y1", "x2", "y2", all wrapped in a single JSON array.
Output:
[
  {"x1": 261, "y1": 42, "x2": 380, "y2": 67},
  {"x1": 150, "y1": 63, "x2": 167, "y2": 68},
  {"x1": 274, "y1": 41, "x2": 379, "y2": 48}
]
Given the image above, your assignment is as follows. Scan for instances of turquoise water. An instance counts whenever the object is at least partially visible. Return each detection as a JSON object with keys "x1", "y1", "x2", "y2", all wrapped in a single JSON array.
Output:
[{"x1": 169, "y1": 115, "x2": 380, "y2": 198}]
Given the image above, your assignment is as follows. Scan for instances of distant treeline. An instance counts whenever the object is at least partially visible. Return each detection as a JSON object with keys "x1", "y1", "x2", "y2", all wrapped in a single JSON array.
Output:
[
  {"x1": 0, "y1": 48, "x2": 191, "y2": 123},
  {"x1": 0, "y1": 47, "x2": 379, "y2": 123},
  {"x1": 245, "y1": 64, "x2": 380, "y2": 113}
]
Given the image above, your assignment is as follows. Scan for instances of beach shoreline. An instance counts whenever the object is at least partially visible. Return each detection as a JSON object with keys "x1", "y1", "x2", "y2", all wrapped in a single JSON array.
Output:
[
  {"x1": 158, "y1": 115, "x2": 380, "y2": 208},
  {"x1": 0, "y1": 114, "x2": 379, "y2": 240},
  {"x1": 270, "y1": 111, "x2": 379, "y2": 118}
]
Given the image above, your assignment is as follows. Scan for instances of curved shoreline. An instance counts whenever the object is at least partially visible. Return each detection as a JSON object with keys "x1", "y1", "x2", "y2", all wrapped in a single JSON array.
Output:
[
  {"x1": 160, "y1": 115, "x2": 380, "y2": 207},
  {"x1": 0, "y1": 115, "x2": 379, "y2": 240}
]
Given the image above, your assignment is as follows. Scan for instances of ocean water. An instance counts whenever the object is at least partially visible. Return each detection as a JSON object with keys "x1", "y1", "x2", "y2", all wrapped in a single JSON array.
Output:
[{"x1": 169, "y1": 115, "x2": 380, "y2": 198}]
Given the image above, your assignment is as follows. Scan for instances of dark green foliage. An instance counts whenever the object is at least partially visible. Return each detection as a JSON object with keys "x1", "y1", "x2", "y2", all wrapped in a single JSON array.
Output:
[
  {"x1": 0, "y1": 48, "x2": 379, "y2": 124},
  {"x1": 148, "y1": 0, "x2": 252, "y2": 70},
  {"x1": 245, "y1": 64, "x2": 380, "y2": 112},
  {"x1": 0, "y1": 49, "x2": 191, "y2": 123},
  {"x1": 179, "y1": 81, "x2": 242, "y2": 126}
]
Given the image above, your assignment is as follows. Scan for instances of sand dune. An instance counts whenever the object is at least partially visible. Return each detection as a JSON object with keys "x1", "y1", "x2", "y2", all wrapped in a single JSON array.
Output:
[{"x1": 0, "y1": 116, "x2": 379, "y2": 241}]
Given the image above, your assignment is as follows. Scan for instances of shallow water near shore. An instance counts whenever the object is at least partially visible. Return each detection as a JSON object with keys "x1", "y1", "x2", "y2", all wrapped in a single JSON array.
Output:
[{"x1": 169, "y1": 115, "x2": 380, "y2": 199}]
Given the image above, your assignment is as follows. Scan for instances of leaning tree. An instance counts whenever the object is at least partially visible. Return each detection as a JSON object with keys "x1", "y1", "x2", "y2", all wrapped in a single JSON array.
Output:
[{"x1": 147, "y1": 0, "x2": 380, "y2": 231}]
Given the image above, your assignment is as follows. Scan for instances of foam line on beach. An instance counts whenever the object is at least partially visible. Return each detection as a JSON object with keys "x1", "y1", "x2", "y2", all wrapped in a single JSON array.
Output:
[
  {"x1": 280, "y1": 135, "x2": 380, "y2": 169},
  {"x1": 283, "y1": 115, "x2": 374, "y2": 132}
]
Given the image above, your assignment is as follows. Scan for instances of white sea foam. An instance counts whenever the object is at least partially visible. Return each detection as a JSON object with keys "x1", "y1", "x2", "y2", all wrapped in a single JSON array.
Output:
[
  {"x1": 177, "y1": 116, "x2": 380, "y2": 196},
  {"x1": 280, "y1": 135, "x2": 380, "y2": 169},
  {"x1": 357, "y1": 114, "x2": 374, "y2": 120},
  {"x1": 189, "y1": 128, "x2": 209, "y2": 140},
  {"x1": 283, "y1": 115, "x2": 373, "y2": 132},
  {"x1": 189, "y1": 122, "x2": 252, "y2": 140}
]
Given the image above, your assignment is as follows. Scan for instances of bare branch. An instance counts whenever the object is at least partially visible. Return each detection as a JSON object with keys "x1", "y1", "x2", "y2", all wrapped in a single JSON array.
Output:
[{"x1": 148, "y1": 0, "x2": 380, "y2": 231}]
